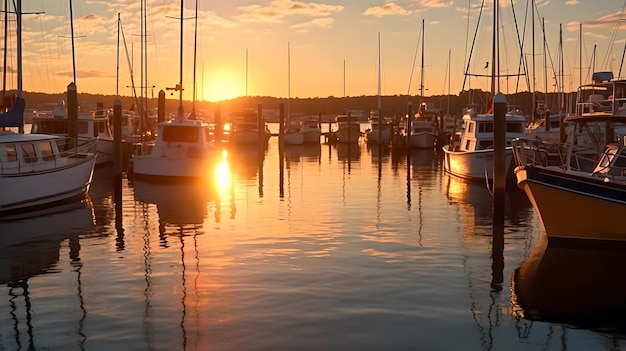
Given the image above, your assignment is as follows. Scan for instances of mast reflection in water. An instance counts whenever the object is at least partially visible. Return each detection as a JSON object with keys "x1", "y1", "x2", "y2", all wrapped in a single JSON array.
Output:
[{"x1": 2, "y1": 135, "x2": 626, "y2": 350}]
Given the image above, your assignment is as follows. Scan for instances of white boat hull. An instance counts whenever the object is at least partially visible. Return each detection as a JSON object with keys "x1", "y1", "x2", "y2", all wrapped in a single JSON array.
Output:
[
  {"x1": 0, "y1": 154, "x2": 96, "y2": 216},
  {"x1": 410, "y1": 132, "x2": 437, "y2": 148},
  {"x1": 283, "y1": 131, "x2": 304, "y2": 145},
  {"x1": 303, "y1": 130, "x2": 321, "y2": 143},
  {"x1": 442, "y1": 145, "x2": 514, "y2": 181}
]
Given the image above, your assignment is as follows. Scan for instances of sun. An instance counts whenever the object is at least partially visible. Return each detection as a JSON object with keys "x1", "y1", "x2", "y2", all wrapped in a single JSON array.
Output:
[{"x1": 202, "y1": 71, "x2": 243, "y2": 102}]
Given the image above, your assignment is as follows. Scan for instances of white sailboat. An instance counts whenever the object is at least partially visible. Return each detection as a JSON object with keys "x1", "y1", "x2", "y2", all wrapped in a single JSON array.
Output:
[
  {"x1": 0, "y1": 0, "x2": 97, "y2": 218},
  {"x1": 129, "y1": 0, "x2": 218, "y2": 181}
]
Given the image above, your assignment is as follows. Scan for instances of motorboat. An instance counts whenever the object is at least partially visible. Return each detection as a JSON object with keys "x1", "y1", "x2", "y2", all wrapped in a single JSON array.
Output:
[
  {"x1": 230, "y1": 109, "x2": 271, "y2": 145},
  {"x1": 409, "y1": 102, "x2": 440, "y2": 149},
  {"x1": 283, "y1": 120, "x2": 304, "y2": 145},
  {"x1": 441, "y1": 105, "x2": 527, "y2": 181},
  {"x1": 128, "y1": 118, "x2": 218, "y2": 181},
  {"x1": 511, "y1": 72, "x2": 626, "y2": 243},
  {"x1": 302, "y1": 117, "x2": 321, "y2": 143},
  {"x1": 366, "y1": 110, "x2": 392, "y2": 144},
  {"x1": 332, "y1": 114, "x2": 360, "y2": 143}
]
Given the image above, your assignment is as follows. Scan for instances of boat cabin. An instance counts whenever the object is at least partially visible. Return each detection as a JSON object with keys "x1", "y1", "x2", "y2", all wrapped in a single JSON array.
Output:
[{"x1": 458, "y1": 113, "x2": 526, "y2": 152}]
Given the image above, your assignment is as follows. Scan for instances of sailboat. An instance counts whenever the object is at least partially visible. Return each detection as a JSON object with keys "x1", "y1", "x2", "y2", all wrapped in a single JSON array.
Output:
[
  {"x1": 366, "y1": 32, "x2": 392, "y2": 145},
  {"x1": 441, "y1": 1, "x2": 527, "y2": 181},
  {"x1": 129, "y1": 0, "x2": 218, "y2": 181},
  {"x1": 283, "y1": 42, "x2": 304, "y2": 146},
  {"x1": 1, "y1": 0, "x2": 97, "y2": 218},
  {"x1": 409, "y1": 20, "x2": 439, "y2": 149}
]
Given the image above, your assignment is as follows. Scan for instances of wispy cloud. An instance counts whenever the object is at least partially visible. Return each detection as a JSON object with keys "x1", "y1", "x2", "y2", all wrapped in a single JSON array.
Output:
[
  {"x1": 291, "y1": 17, "x2": 334, "y2": 29},
  {"x1": 237, "y1": 0, "x2": 343, "y2": 24},
  {"x1": 363, "y1": 2, "x2": 414, "y2": 17},
  {"x1": 414, "y1": 0, "x2": 454, "y2": 9},
  {"x1": 564, "y1": 0, "x2": 579, "y2": 5},
  {"x1": 566, "y1": 10, "x2": 626, "y2": 32}
]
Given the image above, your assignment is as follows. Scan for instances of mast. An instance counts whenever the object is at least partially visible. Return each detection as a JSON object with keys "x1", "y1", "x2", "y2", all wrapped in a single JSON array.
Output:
[
  {"x1": 69, "y1": 0, "x2": 76, "y2": 84},
  {"x1": 531, "y1": 0, "x2": 535, "y2": 117},
  {"x1": 377, "y1": 32, "x2": 381, "y2": 112},
  {"x1": 192, "y1": 0, "x2": 198, "y2": 116},
  {"x1": 419, "y1": 19, "x2": 425, "y2": 109},
  {"x1": 177, "y1": 0, "x2": 184, "y2": 119},
  {"x1": 287, "y1": 41, "x2": 290, "y2": 122},
  {"x1": 490, "y1": 0, "x2": 497, "y2": 97}
]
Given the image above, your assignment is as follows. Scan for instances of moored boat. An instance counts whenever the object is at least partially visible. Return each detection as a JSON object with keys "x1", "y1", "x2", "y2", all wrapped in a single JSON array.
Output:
[
  {"x1": 0, "y1": 131, "x2": 97, "y2": 218},
  {"x1": 511, "y1": 71, "x2": 626, "y2": 244},
  {"x1": 302, "y1": 117, "x2": 321, "y2": 143},
  {"x1": 442, "y1": 105, "x2": 526, "y2": 181},
  {"x1": 332, "y1": 114, "x2": 360, "y2": 143}
]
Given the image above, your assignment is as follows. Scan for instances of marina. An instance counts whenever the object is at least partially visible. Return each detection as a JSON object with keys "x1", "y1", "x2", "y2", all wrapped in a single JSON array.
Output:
[{"x1": 2, "y1": 129, "x2": 626, "y2": 349}]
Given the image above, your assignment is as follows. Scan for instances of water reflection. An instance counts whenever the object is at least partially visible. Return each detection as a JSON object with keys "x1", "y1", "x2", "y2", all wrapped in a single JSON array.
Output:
[
  {"x1": 512, "y1": 235, "x2": 626, "y2": 332},
  {"x1": 0, "y1": 199, "x2": 95, "y2": 283},
  {"x1": 0, "y1": 199, "x2": 95, "y2": 350}
]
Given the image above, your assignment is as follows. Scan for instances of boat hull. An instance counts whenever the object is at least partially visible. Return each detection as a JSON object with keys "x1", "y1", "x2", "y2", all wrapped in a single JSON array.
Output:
[
  {"x1": 515, "y1": 165, "x2": 626, "y2": 243},
  {"x1": 283, "y1": 131, "x2": 304, "y2": 145},
  {"x1": 442, "y1": 145, "x2": 515, "y2": 181},
  {"x1": 0, "y1": 154, "x2": 96, "y2": 217},
  {"x1": 231, "y1": 129, "x2": 271, "y2": 145},
  {"x1": 303, "y1": 130, "x2": 321, "y2": 143},
  {"x1": 409, "y1": 133, "x2": 437, "y2": 148},
  {"x1": 132, "y1": 154, "x2": 216, "y2": 181}
]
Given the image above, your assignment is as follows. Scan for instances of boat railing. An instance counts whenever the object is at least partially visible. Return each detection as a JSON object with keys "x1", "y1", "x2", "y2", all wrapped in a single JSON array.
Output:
[
  {"x1": 511, "y1": 138, "x2": 569, "y2": 169},
  {"x1": 512, "y1": 137, "x2": 604, "y2": 173},
  {"x1": 0, "y1": 138, "x2": 97, "y2": 175}
]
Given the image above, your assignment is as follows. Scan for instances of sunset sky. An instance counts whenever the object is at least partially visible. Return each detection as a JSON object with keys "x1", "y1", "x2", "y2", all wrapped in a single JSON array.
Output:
[{"x1": 7, "y1": 0, "x2": 626, "y2": 102}]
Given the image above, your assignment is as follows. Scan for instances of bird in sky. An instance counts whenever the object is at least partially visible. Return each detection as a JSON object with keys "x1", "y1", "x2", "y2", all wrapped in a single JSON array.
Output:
[{"x1": 484, "y1": 62, "x2": 489, "y2": 69}]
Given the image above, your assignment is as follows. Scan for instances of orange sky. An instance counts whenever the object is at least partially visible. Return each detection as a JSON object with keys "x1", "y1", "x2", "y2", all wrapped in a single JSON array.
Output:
[{"x1": 5, "y1": 0, "x2": 626, "y2": 102}]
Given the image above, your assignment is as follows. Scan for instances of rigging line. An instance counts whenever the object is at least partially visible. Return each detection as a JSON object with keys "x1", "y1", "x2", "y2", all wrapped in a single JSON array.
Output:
[
  {"x1": 406, "y1": 21, "x2": 423, "y2": 97},
  {"x1": 509, "y1": 0, "x2": 529, "y2": 95},
  {"x1": 119, "y1": 20, "x2": 141, "y2": 113},
  {"x1": 600, "y1": 0, "x2": 626, "y2": 70},
  {"x1": 462, "y1": 0, "x2": 486, "y2": 92}
]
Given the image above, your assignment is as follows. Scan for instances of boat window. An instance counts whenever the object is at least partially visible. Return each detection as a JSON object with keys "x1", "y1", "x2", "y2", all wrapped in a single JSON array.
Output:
[
  {"x1": 478, "y1": 122, "x2": 493, "y2": 133},
  {"x1": 39, "y1": 141, "x2": 55, "y2": 161},
  {"x1": 20, "y1": 143, "x2": 38, "y2": 163},
  {"x1": 506, "y1": 122, "x2": 524, "y2": 133},
  {"x1": 162, "y1": 126, "x2": 199, "y2": 142},
  {"x1": 466, "y1": 122, "x2": 474, "y2": 134},
  {"x1": 615, "y1": 149, "x2": 626, "y2": 168},
  {"x1": 0, "y1": 144, "x2": 17, "y2": 162},
  {"x1": 464, "y1": 140, "x2": 472, "y2": 150}
]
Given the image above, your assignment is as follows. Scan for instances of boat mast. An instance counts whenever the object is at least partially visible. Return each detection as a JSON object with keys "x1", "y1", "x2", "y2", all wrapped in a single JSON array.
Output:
[
  {"x1": 192, "y1": 0, "x2": 198, "y2": 117},
  {"x1": 419, "y1": 19, "x2": 425, "y2": 111},
  {"x1": 69, "y1": 0, "x2": 76, "y2": 84},
  {"x1": 377, "y1": 32, "x2": 381, "y2": 112},
  {"x1": 490, "y1": 0, "x2": 497, "y2": 97},
  {"x1": 177, "y1": 0, "x2": 184, "y2": 119}
]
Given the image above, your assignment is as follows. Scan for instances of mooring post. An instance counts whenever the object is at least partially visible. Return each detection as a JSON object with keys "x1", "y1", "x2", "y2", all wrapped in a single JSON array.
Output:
[
  {"x1": 406, "y1": 102, "x2": 413, "y2": 149},
  {"x1": 493, "y1": 92, "x2": 506, "y2": 227},
  {"x1": 257, "y1": 103, "x2": 263, "y2": 148},
  {"x1": 158, "y1": 90, "x2": 166, "y2": 123}
]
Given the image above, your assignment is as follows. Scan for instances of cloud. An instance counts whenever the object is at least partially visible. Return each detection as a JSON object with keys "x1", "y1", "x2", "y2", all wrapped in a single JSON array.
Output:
[
  {"x1": 237, "y1": 0, "x2": 343, "y2": 24},
  {"x1": 566, "y1": 10, "x2": 626, "y2": 32},
  {"x1": 363, "y1": 2, "x2": 414, "y2": 17},
  {"x1": 414, "y1": 0, "x2": 454, "y2": 8},
  {"x1": 291, "y1": 17, "x2": 334, "y2": 29},
  {"x1": 564, "y1": 0, "x2": 579, "y2": 5}
]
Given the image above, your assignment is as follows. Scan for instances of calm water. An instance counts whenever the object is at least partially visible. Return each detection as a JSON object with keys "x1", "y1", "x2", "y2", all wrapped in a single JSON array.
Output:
[{"x1": 2, "y1": 129, "x2": 626, "y2": 350}]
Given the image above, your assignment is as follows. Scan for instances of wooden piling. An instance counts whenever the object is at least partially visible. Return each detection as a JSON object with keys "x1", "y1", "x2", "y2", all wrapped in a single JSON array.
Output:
[
  {"x1": 406, "y1": 102, "x2": 413, "y2": 149},
  {"x1": 492, "y1": 92, "x2": 506, "y2": 229},
  {"x1": 158, "y1": 90, "x2": 166, "y2": 123}
]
